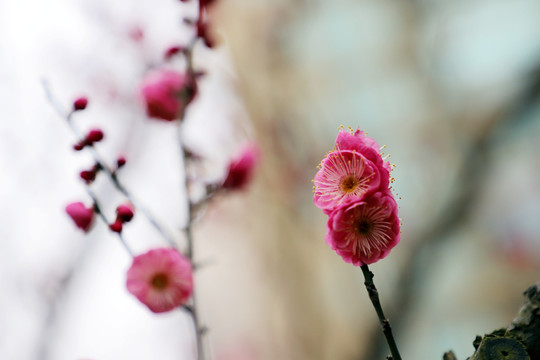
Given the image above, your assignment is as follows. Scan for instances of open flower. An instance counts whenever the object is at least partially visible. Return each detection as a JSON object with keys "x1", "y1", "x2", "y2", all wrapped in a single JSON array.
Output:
[
  {"x1": 313, "y1": 150, "x2": 381, "y2": 212},
  {"x1": 335, "y1": 128, "x2": 392, "y2": 191},
  {"x1": 140, "y1": 70, "x2": 196, "y2": 121},
  {"x1": 126, "y1": 248, "x2": 193, "y2": 313},
  {"x1": 326, "y1": 190, "x2": 400, "y2": 266}
]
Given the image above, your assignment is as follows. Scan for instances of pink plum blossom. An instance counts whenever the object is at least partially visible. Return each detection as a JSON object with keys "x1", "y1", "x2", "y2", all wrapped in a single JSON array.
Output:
[
  {"x1": 313, "y1": 149, "x2": 381, "y2": 212},
  {"x1": 335, "y1": 128, "x2": 392, "y2": 191},
  {"x1": 126, "y1": 248, "x2": 193, "y2": 313},
  {"x1": 326, "y1": 190, "x2": 400, "y2": 266},
  {"x1": 140, "y1": 70, "x2": 195, "y2": 121},
  {"x1": 223, "y1": 143, "x2": 260, "y2": 191},
  {"x1": 65, "y1": 202, "x2": 94, "y2": 232}
]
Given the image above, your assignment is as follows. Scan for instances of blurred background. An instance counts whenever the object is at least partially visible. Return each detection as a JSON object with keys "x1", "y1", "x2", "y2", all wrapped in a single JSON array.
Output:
[{"x1": 1, "y1": 0, "x2": 540, "y2": 359}]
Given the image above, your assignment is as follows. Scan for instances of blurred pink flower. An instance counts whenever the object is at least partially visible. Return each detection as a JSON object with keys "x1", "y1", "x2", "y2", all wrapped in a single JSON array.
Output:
[
  {"x1": 313, "y1": 150, "x2": 380, "y2": 212},
  {"x1": 223, "y1": 144, "x2": 260, "y2": 191},
  {"x1": 140, "y1": 70, "x2": 195, "y2": 121},
  {"x1": 65, "y1": 202, "x2": 94, "y2": 232},
  {"x1": 326, "y1": 191, "x2": 400, "y2": 266},
  {"x1": 126, "y1": 248, "x2": 193, "y2": 313}
]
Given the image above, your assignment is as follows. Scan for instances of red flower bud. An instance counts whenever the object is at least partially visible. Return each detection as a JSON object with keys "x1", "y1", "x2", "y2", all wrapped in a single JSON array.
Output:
[
  {"x1": 223, "y1": 143, "x2": 260, "y2": 191},
  {"x1": 80, "y1": 170, "x2": 97, "y2": 184},
  {"x1": 85, "y1": 129, "x2": 104, "y2": 144},
  {"x1": 116, "y1": 203, "x2": 134, "y2": 223},
  {"x1": 164, "y1": 46, "x2": 185, "y2": 60},
  {"x1": 116, "y1": 156, "x2": 127, "y2": 168},
  {"x1": 109, "y1": 219, "x2": 123, "y2": 233},
  {"x1": 73, "y1": 97, "x2": 88, "y2": 111},
  {"x1": 65, "y1": 202, "x2": 94, "y2": 232},
  {"x1": 140, "y1": 70, "x2": 195, "y2": 121},
  {"x1": 73, "y1": 141, "x2": 86, "y2": 151}
]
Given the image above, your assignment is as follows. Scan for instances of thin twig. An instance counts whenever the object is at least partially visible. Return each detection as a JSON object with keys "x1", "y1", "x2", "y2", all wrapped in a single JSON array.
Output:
[
  {"x1": 85, "y1": 187, "x2": 134, "y2": 256},
  {"x1": 177, "y1": 90, "x2": 205, "y2": 360},
  {"x1": 176, "y1": 4, "x2": 207, "y2": 357},
  {"x1": 361, "y1": 264, "x2": 402, "y2": 360},
  {"x1": 42, "y1": 80, "x2": 178, "y2": 248},
  {"x1": 178, "y1": 123, "x2": 205, "y2": 360}
]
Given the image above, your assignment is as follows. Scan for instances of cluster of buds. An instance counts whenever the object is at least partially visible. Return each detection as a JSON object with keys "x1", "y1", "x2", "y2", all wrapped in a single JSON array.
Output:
[
  {"x1": 61, "y1": 0, "x2": 260, "y2": 324},
  {"x1": 109, "y1": 203, "x2": 135, "y2": 233},
  {"x1": 66, "y1": 96, "x2": 134, "y2": 234}
]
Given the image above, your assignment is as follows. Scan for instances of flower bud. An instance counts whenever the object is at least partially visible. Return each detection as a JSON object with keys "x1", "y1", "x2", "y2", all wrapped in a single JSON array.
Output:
[
  {"x1": 73, "y1": 142, "x2": 85, "y2": 151},
  {"x1": 223, "y1": 143, "x2": 260, "y2": 191},
  {"x1": 79, "y1": 164, "x2": 100, "y2": 184},
  {"x1": 73, "y1": 97, "x2": 88, "y2": 111},
  {"x1": 116, "y1": 203, "x2": 134, "y2": 223},
  {"x1": 85, "y1": 129, "x2": 104, "y2": 144},
  {"x1": 65, "y1": 202, "x2": 94, "y2": 232},
  {"x1": 116, "y1": 156, "x2": 127, "y2": 168},
  {"x1": 140, "y1": 70, "x2": 196, "y2": 121},
  {"x1": 80, "y1": 170, "x2": 96, "y2": 184},
  {"x1": 164, "y1": 46, "x2": 185, "y2": 60},
  {"x1": 109, "y1": 219, "x2": 123, "y2": 233}
]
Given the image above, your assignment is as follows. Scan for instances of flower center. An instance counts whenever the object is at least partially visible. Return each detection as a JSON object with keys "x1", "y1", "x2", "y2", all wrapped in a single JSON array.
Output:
[
  {"x1": 356, "y1": 219, "x2": 373, "y2": 236},
  {"x1": 151, "y1": 273, "x2": 169, "y2": 290},
  {"x1": 341, "y1": 176, "x2": 358, "y2": 193}
]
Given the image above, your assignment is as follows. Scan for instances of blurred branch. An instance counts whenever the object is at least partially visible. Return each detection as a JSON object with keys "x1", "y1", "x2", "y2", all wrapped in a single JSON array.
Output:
[
  {"x1": 36, "y1": 257, "x2": 80, "y2": 360},
  {"x1": 361, "y1": 64, "x2": 540, "y2": 360},
  {"x1": 176, "y1": 4, "x2": 207, "y2": 359}
]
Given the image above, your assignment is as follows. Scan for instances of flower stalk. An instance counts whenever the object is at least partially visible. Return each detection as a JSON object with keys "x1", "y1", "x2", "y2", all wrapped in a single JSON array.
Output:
[{"x1": 360, "y1": 264, "x2": 401, "y2": 360}]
